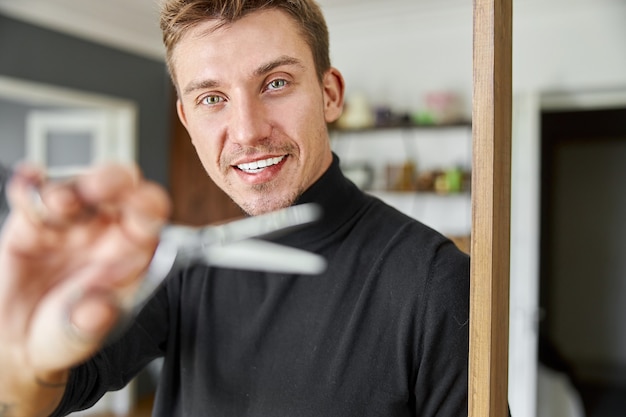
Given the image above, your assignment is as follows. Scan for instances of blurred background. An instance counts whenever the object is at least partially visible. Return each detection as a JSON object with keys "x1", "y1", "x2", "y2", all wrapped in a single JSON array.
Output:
[{"x1": 1, "y1": 0, "x2": 625, "y2": 416}]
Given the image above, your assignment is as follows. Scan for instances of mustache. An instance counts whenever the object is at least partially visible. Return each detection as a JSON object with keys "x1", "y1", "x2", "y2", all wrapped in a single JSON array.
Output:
[{"x1": 222, "y1": 143, "x2": 296, "y2": 165}]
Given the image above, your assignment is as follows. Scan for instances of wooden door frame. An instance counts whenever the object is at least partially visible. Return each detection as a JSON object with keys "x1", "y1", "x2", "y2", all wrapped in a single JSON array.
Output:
[{"x1": 469, "y1": 0, "x2": 512, "y2": 416}]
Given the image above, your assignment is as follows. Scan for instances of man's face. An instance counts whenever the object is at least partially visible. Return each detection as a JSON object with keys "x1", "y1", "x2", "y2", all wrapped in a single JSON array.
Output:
[{"x1": 173, "y1": 9, "x2": 344, "y2": 215}]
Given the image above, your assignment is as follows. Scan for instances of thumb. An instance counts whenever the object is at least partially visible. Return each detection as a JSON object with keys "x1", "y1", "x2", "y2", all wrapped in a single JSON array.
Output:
[
  {"x1": 67, "y1": 290, "x2": 121, "y2": 343},
  {"x1": 28, "y1": 289, "x2": 122, "y2": 372}
]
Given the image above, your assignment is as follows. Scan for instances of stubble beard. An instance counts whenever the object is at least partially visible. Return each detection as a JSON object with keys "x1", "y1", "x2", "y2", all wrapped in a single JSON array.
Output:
[{"x1": 236, "y1": 180, "x2": 303, "y2": 216}]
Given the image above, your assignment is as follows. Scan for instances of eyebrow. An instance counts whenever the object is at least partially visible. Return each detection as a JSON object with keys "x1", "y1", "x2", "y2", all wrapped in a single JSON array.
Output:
[
  {"x1": 182, "y1": 55, "x2": 305, "y2": 96},
  {"x1": 254, "y1": 55, "x2": 304, "y2": 77},
  {"x1": 183, "y1": 79, "x2": 220, "y2": 96}
]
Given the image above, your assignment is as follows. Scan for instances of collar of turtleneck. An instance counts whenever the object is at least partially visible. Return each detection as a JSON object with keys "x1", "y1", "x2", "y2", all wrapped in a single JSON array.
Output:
[{"x1": 275, "y1": 153, "x2": 369, "y2": 248}]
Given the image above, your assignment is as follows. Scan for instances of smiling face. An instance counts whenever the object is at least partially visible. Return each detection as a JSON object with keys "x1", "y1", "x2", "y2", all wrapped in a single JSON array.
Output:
[{"x1": 173, "y1": 9, "x2": 344, "y2": 215}]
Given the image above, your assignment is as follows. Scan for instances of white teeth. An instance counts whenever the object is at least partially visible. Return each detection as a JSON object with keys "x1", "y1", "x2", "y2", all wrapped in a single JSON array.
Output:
[{"x1": 237, "y1": 156, "x2": 285, "y2": 172}]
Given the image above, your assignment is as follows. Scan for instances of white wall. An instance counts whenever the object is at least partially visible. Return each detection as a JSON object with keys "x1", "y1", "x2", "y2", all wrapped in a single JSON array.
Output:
[
  {"x1": 513, "y1": 0, "x2": 626, "y2": 92},
  {"x1": 323, "y1": 0, "x2": 473, "y2": 118},
  {"x1": 321, "y1": 1, "x2": 626, "y2": 417},
  {"x1": 323, "y1": 0, "x2": 626, "y2": 113}
]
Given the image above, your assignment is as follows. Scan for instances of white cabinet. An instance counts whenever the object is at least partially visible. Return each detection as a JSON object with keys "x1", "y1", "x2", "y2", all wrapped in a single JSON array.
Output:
[{"x1": 330, "y1": 123, "x2": 472, "y2": 241}]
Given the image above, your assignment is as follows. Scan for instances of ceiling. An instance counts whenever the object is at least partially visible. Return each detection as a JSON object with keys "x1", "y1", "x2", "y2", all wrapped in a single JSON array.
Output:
[{"x1": 0, "y1": 0, "x2": 386, "y2": 61}]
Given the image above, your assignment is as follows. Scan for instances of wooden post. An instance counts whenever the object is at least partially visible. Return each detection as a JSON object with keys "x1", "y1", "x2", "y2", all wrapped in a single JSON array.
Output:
[{"x1": 469, "y1": 0, "x2": 512, "y2": 416}]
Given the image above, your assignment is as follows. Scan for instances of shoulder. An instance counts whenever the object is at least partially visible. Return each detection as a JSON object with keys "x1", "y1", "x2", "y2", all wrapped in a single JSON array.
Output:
[
  {"x1": 355, "y1": 194, "x2": 466, "y2": 262},
  {"x1": 354, "y1": 194, "x2": 470, "y2": 306}
]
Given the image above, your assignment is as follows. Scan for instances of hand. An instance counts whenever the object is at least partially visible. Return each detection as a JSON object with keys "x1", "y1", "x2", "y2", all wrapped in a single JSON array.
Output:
[{"x1": 0, "y1": 163, "x2": 170, "y2": 383}]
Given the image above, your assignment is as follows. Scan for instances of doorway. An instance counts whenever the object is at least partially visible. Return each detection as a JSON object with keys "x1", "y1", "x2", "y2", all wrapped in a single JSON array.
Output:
[{"x1": 540, "y1": 106, "x2": 626, "y2": 417}]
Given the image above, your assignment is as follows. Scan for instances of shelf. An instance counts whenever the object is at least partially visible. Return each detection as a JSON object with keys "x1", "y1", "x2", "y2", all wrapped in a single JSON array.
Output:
[
  {"x1": 368, "y1": 190, "x2": 470, "y2": 197},
  {"x1": 333, "y1": 120, "x2": 472, "y2": 237},
  {"x1": 329, "y1": 120, "x2": 471, "y2": 133}
]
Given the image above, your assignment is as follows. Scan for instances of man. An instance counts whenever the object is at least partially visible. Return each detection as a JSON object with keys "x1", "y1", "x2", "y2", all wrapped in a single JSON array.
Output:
[{"x1": 0, "y1": 1, "x2": 469, "y2": 416}]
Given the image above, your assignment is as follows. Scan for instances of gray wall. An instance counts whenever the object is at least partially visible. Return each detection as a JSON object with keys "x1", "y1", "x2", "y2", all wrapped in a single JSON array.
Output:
[
  {"x1": 0, "y1": 98, "x2": 29, "y2": 164},
  {"x1": 0, "y1": 13, "x2": 172, "y2": 186}
]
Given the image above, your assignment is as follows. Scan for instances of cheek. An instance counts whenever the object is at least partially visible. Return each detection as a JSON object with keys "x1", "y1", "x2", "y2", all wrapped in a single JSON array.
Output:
[
  {"x1": 281, "y1": 95, "x2": 325, "y2": 139},
  {"x1": 188, "y1": 127, "x2": 223, "y2": 173}
]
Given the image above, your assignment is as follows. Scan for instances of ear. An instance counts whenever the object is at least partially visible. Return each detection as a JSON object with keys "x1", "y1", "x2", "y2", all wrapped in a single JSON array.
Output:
[
  {"x1": 322, "y1": 67, "x2": 345, "y2": 124},
  {"x1": 176, "y1": 98, "x2": 189, "y2": 130}
]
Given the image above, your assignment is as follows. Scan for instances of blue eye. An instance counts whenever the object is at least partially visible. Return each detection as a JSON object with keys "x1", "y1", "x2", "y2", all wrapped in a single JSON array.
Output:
[
  {"x1": 268, "y1": 79, "x2": 287, "y2": 89},
  {"x1": 201, "y1": 95, "x2": 223, "y2": 105}
]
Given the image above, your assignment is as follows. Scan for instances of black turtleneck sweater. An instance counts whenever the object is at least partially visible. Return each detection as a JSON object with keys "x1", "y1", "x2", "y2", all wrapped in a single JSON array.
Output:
[{"x1": 54, "y1": 155, "x2": 469, "y2": 417}]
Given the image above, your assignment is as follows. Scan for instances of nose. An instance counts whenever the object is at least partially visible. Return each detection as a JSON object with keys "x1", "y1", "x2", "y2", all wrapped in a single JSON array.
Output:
[{"x1": 228, "y1": 95, "x2": 272, "y2": 146}]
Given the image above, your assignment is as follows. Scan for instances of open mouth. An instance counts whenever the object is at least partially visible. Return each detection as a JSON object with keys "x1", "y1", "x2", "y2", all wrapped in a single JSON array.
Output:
[{"x1": 236, "y1": 155, "x2": 286, "y2": 173}]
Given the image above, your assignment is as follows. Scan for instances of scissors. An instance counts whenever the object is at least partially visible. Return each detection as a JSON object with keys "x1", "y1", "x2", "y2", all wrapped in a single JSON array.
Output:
[{"x1": 132, "y1": 203, "x2": 326, "y2": 311}]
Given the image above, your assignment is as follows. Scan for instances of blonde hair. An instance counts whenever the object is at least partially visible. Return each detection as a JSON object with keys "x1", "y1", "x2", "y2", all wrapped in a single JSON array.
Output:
[{"x1": 160, "y1": 0, "x2": 331, "y2": 82}]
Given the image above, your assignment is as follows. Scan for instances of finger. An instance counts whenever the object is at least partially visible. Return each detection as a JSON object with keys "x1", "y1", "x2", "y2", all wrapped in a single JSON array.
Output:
[
  {"x1": 24, "y1": 181, "x2": 92, "y2": 228},
  {"x1": 121, "y1": 181, "x2": 171, "y2": 245},
  {"x1": 8, "y1": 163, "x2": 46, "y2": 189},
  {"x1": 74, "y1": 163, "x2": 140, "y2": 206},
  {"x1": 66, "y1": 289, "x2": 121, "y2": 342},
  {"x1": 6, "y1": 165, "x2": 47, "y2": 225},
  {"x1": 7, "y1": 167, "x2": 89, "y2": 228},
  {"x1": 27, "y1": 286, "x2": 123, "y2": 372},
  {"x1": 12, "y1": 164, "x2": 140, "y2": 228}
]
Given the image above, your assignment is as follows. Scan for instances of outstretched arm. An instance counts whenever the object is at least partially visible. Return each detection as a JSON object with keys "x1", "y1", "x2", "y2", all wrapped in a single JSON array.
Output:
[{"x1": 0, "y1": 163, "x2": 170, "y2": 417}]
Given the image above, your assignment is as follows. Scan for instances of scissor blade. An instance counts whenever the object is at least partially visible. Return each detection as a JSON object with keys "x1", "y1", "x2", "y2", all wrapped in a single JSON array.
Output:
[
  {"x1": 205, "y1": 238, "x2": 326, "y2": 274},
  {"x1": 200, "y1": 203, "x2": 322, "y2": 247},
  {"x1": 131, "y1": 204, "x2": 324, "y2": 312}
]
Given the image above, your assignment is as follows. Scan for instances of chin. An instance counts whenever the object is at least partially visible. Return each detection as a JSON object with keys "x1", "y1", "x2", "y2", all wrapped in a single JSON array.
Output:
[{"x1": 236, "y1": 191, "x2": 300, "y2": 216}]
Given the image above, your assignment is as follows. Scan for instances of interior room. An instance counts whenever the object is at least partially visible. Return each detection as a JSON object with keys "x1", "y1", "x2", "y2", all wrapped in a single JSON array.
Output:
[{"x1": 1, "y1": 0, "x2": 625, "y2": 416}]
